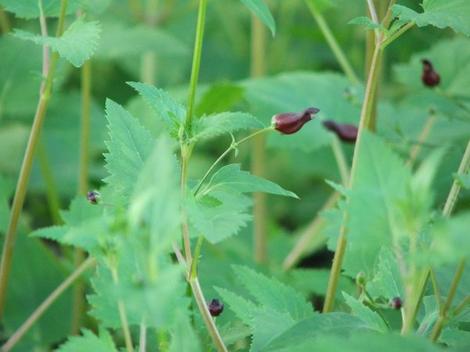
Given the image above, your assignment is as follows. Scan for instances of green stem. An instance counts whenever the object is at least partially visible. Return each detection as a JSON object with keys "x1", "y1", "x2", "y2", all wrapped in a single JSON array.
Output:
[
  {"x1": 331, "y1": 138, "x2": 350, "y2": 186},
  {"x1": 0, "y1": 7, "x2": 10, "y2": 34},
  {"x1": 305, "y1": 0, "x2": 360, "y2": 85},
  {"x1": 453, "y1": 296, "x2": 470, "y2": 317},
  {"x1": 380, "y1": 21, "x2": 415, "y2": 50},
  {"x1": 110, "y1": 266, "x2": 134, "y2": 352},
  {"x1": 37, "y1": 140, "x2": 62, "y2": 224},
  {"x1": 0, "y1": 0, "x2": 68, "y2": 318},
  {"x1": 184, "y1": 0, "x2": 208, "y2": 135},
  {"x1": 250, "y1": 14, "x2": 268, "y2": 264},
  {"x1": 402, "y1": 140, "x2": 470, "y2": 334},
  {"x1": 1, "y1": 258, "x2": 95, "y2": 352},
  {"x1": 323, "y1": 43, "x2": 383, "y2": 312}
]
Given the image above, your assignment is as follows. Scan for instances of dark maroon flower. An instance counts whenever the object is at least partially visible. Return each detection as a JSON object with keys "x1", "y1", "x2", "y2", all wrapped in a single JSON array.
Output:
[
  {"x1": 272, "y1": 107, "x2": 319, "y2": 135},
  {"x1": 421, "y1": 59, "x2": 440, "y2": 88},
  {"x1": 389, "y1": 297, "x2": 403, "y2": 310},
  {"x1": 322, "y1": 120, "x2": 358, "y2": 143},
  {"x1": 87, "y1": 190, "x2": 100, "y2": 204},
  {"x1": 208, "y1": 299, "x2": 224, "y2": 317}
]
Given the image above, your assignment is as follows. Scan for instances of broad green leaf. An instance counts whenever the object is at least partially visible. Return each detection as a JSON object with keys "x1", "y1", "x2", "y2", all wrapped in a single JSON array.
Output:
[
  {"x1": 187, "y1": 190, "x2": 252, "y2": 243},
  {"x1": 342, "y1": 292, "x2": 388, "y2": 332},
  {"x1": 367, "y1": 248, "x2": 404, "y2": 300},
  {"x1": 263, "y1": 313, "x2": 372, "y2": 352},
  {"x1": 0, "y1": 0, "x2": 81, "y2": 18},
  {"x1": 200, "y1": 164, "x2": 298, "y2": 199},
  {"x1": 215, "y1": 287, "x2": 260, "y2": 324},
  {"x1": 240, "y1": 0, "x2": 276, "y2": 36},
  {"x1": 244, "y1": 72, "x2": 361, "y2": 152},
  {"x1": 233, "y1": 265, "x2": 313, "y2": 321},
  {"x1": 435, "y1": 265, "x2": 470, "y2": 309},
  {"x1": 129, "y1": 137, "x2": 181, "y2": 251},
  {"x1": 104, "y1": 99, "x2": 154, "y2": 204},
  {"x1": 57, "y1": 329, "x2": 117, "y2": 352},
  {"x1": 128, "y1": 82, "x2": 186, "y2": 137},
  {"x1": 31, "y1": 197, "x2": 106, "y2": 254},
  {"x1": 348, "y1": 16, "x2": 385, "y2": 31},
  {"x1": 195, "y1": 82, "x2": 245, "y2": 116},
  {"x1": 393, "y1": 1, "x2": 470, "y2": 36},
  {"x1": 169, "y1": 311, "x2": 202, "y2": 352},
  {"x1": 96, "y1": 22, "x2": 188, "y2": 59},
  {"x1": 192, "y1": 112, "x2": 264, "y2": 142},
  {"x1": 251, "y1": 308, "x2": 296, "y2": 352},
  {"x1": 14, "y1": 19, "x2": 101, "y2": 67}
]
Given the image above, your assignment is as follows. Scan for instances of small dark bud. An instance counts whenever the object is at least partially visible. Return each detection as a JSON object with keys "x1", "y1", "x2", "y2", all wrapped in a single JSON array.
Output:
[
  {"x1": 322, "y1": 120, "x2": 358, "y2": 143},
  {"x1": 86, "y1": 190, "x2": 100, "y2": 204},
  {"x1": 272, "y1": 107, "x2": 319, "y2": 135},
  {"x1": 389, "y1": 297, "x2": 403, "y2": 310},
  {"x1": 208, "y1": 299, "x2": 224, "y2": 317},
  {"x1": 355, "y1": 271, "x2": 366, "y2": 287},
  {"x1": 421, "y1": 59, "x2": 440, "y2": 88}
]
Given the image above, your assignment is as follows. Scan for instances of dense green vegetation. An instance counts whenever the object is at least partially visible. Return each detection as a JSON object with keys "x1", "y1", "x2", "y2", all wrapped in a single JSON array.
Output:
[{"x1": 0, "y1": 0, "x2": 469, "y2": 351}]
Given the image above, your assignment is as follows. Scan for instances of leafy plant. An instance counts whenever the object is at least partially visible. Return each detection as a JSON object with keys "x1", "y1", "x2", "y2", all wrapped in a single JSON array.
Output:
[{"x1": 0, "y1": 0, "x2": 469, "y2": 351}]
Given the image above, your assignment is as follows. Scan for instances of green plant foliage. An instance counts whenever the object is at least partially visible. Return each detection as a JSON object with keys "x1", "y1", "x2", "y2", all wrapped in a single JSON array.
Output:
[
  {"x1": 104, "y1": 99, "x2": 154, "y2": 204},
  {"x1": 342, "y1": 292, "x2": 388, "y2": 332},
  {"x1": 195, "y1": 82, "x2": 245, "y2": 116},
  {"x1": 366, "y1": 248, "x2": 404, "y2": 300},
  {"x1": 192, "y1": 112, "x2": 264, "y2": 142},
  {"x1": 240, "y1": 0, "x2": 276, "y2": 36},
  {"x1": 14, "y1": 19, "x2": 101, "y2": 67},
  {"x1": 188, "y1": 164, "x2": 297, "y2": 243},
  {"x1": 57, "y1": 329, "x2": 117, "y2": 352},
  {"x1": 393, "y1": 0, "x2": 470, "y2": 36},
  {"x1": 0, "y1": 0, "x2": 81, "y2": 18},
  {"x1": 128, "y1": 82, "x2": 186, "y2": 137},
  {"x1": 169, "y1": 311, "x2": 202, "y2": 352}
]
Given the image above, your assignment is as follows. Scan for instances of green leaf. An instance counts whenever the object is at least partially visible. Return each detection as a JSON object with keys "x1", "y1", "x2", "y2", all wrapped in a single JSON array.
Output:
[
  {"x1": 348, "y1": 16, "x2": 385, "y2": 31},
  {"x1": 96, "y1": 22, "x2": 188, "y2": 59},
  {"x1": 367, "y1": 248, "x2": 404, "y2": 300},
  {"x1": 31, "y1": 197, "x2": 106, "y2": 253},
  {"x1": 0, "y1": 175, "x2": 12, "y2": 233},
  {"x1": 454, "y1": 173, "x2": 470, "y2": 189},
  {"x1": 57, "y1": 329, "x2": 117, "y2": 352},
  {"x1": 305, "y1": 0, "x2": 338, "y2": 13},
  {"x1": 0, "y1": 0, "x2": 81, "y2": 18},
  {"x1": 342, "y1": 292, "x2": 388, "y2": 332},
  {"x1": 14, "y1": 18, "x2": 101, "y2": 67},
  {"x1": 169, "y1": 311, "x2": 202, "y2": 352},
  {"x1": 195, "y1": 82, "x2": 245, "y2": 116},
  {"x1": 192, "y1": 112, "x2": 264, "y2": 142},
  {"x1": 104, "y1": 99, "x2": 154, "y2": 204},
  {"x1": 128, "y1": 82, "x2": 186, "y2": 137},
  {"x1": 393, "y1": 1, "x2": 470, "y2": 36},
  {"x1": 129, "y1": 137, "x2": 181, "y2": 251},
  {"x1": 240, "y1": 0, "x2": 276, "y2": 36},
  {"x1": 200, "y1": 164, "x2": 298, "y2": 199}
]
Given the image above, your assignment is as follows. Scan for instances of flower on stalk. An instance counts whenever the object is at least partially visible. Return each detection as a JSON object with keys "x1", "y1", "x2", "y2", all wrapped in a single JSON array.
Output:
[
  {"x1": 421, "y1": 59, "x2": 440, "y2": 88},
  {"x1": 389, "y1": 297, "x2": 403, "y2": 310},
  {"x1": 272, "y1": 107, "x2": 320, "y2": 135},
  {"x1": 322, "y1": 120, "x2": 358, "y2": 143},
  {"x1": 208, "y1": 298, "x2": 224, "y2": 317},
  {"x1": 87, "y1": 190, "x2": 100, "y2": 204}
]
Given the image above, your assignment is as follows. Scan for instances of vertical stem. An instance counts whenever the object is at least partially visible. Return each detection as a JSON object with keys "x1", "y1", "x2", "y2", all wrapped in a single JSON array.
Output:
[
  {"x1": 110, "y1": 266, "x2": 134, "y2": 352},
  {"x1": 139, "y1": 319, "x2": 147, "y2": 352},
  {"x1": 250, "y1": 14, "x2": 268, "y2": 264},
  {"x1": 323, "y1": 43, "x2": 383, "y2": 313},
  {"x1": 1, "y1": 258, "x2": 96, "y2": 352},
  {"x1": 185, "y1": 0, "x2": 208, "y2": 134},
  {"x1": 0, "y1": 0, "x2": 69, "y2": 317},
  {"x1": 70, "y1": 59, "x2": 92, "y2": 335},
  {"x1": 0, "y1": 7, "x2": 10, "y2": 34},
  {"x1": 305, "y1": 0, "x2": 360, "y2": 85},
  {"x1": 37, "y1": 140, "x2": 62, "y2": 224},
  {"x1": 331, "y1": 138, "x2": 350, "y2": 186},
  {"x1": 140, "y1": 0, "x2": 159, "y2": 84},
  {"x1": 406, "y1": 115, "x2": 436, "y2": 167}
]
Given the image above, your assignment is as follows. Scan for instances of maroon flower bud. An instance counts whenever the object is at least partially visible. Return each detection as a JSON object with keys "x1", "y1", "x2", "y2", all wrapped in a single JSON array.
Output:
[
  {"x1": 389, "y1": 297, "x2": 403, "y2": 310},
  {"x1": 322, "y1": 120, "x2": 358, "y2": 143},
  {"x1": 272, "y1": 107, "x2": 319, "y2": 135},
  {"x1": 421, "y1": 59, "x2": 440, "y2": 88},
  {"x1": 87, "y1": 190, "x2": 100, "y2": 204},
  {"x1": 208, "y1": 298, "x2": 224, "y2": 317}
]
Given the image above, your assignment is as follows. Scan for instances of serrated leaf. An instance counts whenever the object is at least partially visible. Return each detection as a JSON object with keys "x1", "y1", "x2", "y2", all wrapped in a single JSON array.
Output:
[
  {"x1": 250, "y1": 308, "x2": 295, "y2": 352},
  {"x1": 128, "y1": 82, "x2": 186, "y2": 137},
  {"x1": 169, "y1": 311, "x2": 202, "y2": 352},
  {"x1": 57, "y1": 329, "x2": 117, "y2": 352},
  {"x1": 31, "y1": 197, "x2": 105, "y2": 253},
  {"x1": 215, "y1": 286, "x2": 260, "y2": 324},
  {"x1": 0, "y1": 0, "x2": 81, "y2": 18},
  {"x1": 367, "y1": 248, "x2": 404, "y2": 300},
  {"x1": 129, "y1": 137, "x2": 181, "y2": 251},
  {"x1": 104, "y1": 99, "x2": 154, "y2": 204},
  {"x1": 201, "y1": 164, "x2": 298, "y2": 199},
  {"x1": 192, "y1": 112, "x2": 264, "y2": 142},
  {"x1": 348, "y1": 16, "x2": 384, "y2": 31},
  {"x1": 240, "y1": 0, "x2": 276, "y2": 36},
  {"x1": 195, "y1": 82, "x2": 245, "y2": 116},
  {"x1": 393, "y1": 1, "x2": 470, "y2": 36},
  {"x1": 14, "y1": 19, "x2": 101, "y2": 67},
  {"x1": 342, "y1": 292, "x2": 388, "y2": 332}
]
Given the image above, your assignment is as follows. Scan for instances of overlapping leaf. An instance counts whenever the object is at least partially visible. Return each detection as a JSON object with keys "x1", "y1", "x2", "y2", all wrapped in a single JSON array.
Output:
[
  {"x1": 240, "y1": 0, "x2": 276, "y2": 36},
  {"x1": 57, "y1": 329, "x2": 117, "y2": 352}
]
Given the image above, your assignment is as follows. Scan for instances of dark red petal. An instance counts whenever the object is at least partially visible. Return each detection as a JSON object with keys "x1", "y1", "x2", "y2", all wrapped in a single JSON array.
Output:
[
  {"x1": 272, "y1": 107, "x2": 319, "y2": 135},
  {"x1": 208, "y1": 299, "x2": 224, "y2": 317},
  {"x1": 322, "y1": 119, "x2": 358, "y2": 143},
  {"x1": 421, "y1": 59, "x2": 440, "y2": 88}
]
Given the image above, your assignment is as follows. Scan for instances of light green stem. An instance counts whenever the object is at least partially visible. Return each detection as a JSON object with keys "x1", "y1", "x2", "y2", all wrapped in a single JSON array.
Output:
[
  {"x1": 0, "y1": 0, "x2": 69, "y2": 318},
  {"x1": 305, "y1": 0, "x2": 360, "y2": 85}
]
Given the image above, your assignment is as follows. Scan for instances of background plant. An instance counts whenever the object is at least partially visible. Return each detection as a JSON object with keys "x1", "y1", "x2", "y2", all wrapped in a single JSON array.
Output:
[{"x1": 0, "y1": 0, "x2": 469, "y2": 351}]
